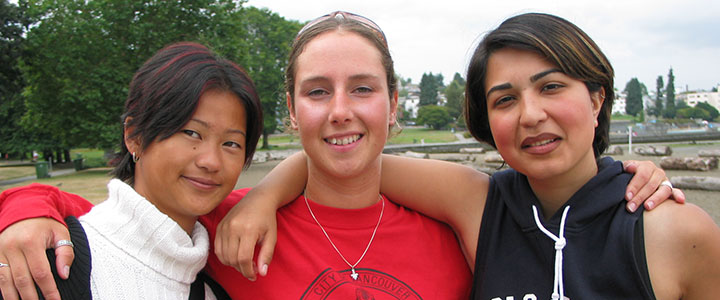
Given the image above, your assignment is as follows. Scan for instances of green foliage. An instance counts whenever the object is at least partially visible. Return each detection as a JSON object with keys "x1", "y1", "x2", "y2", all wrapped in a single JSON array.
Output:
[
  {"x1": 0, "y1": 0, "x2": 34, "y2": 158},
  {"x1": 416, "y1": 105, "x2": 452, "y2": 130},
  {"x1": 651, "y1": 75, "x2": 664, "y2": 117},
  {"x1": 387, "y1": 128, "x2": 457, "y2": 144},
  {"x1": 419, "y1": 72, "x2": 444, "y2": 106},
  {"x1": 17, "y1": 0, "x2": 247, "y2": 150},
  {"x1": 213, "y1": 7, "x2": 301, "y2": 149},
  {"x1": 444, "y1": 78, "x2": 464, "y2": 120},
  {"x1": 677, "y1": 107, "x2": 710, "y2": 120},
  {"x1": 663, "y1": 68, "x2": 676, "y2": 118},
  {"x1": 624, "y1": 78, "x2": 643, "y2": 116},
  {"x1": 452, "y1": 72, "x2": 465, "y2": 86},
  {"x1": 695, "y1": 102, "x2": 719, "y2": 121}
]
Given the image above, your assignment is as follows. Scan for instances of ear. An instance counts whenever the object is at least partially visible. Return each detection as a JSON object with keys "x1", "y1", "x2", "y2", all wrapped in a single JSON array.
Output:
[
  {"x1": 123, "y1": 117, "x2": 141, "y2": 154},
  {"x1": 286, "y1": 92, "x2": 298, "y2": 130},
  {"x1": 389, "y1": 90, "x2": 399, "y2": 126},
  {"x1": 590, "y1": 88, "x2": 605, "y2": 127}
]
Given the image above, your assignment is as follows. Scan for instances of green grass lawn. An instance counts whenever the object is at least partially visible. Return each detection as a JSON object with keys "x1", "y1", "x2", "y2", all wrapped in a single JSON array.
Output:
[
  {"x1": 0, "y1": 166, "x2": 37, "y2": 181},
  {"x1": 388, "y1": 128, "x2": 458, "y2": 144}
]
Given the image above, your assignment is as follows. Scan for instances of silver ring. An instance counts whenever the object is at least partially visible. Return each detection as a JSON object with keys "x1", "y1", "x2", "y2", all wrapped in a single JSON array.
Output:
[
  {"x1": 55, "y1": 240, "x2": 74, "y2": 249},
  {"x1": 0, "y1": 262, "x2": 8, "y2": 268},
  {"x1": 660, "y1": 180, "x2": 673, "y2": 190}
]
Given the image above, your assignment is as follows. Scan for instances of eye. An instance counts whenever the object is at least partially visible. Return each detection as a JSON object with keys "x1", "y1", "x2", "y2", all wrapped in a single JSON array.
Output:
[
  {"x1": 353, "y1": 86, "x2": 373, "y2": 94},
  {"x1": 307, "y1": 88, "x2": 329, "y2": 97},
  {"x1": 492, "y1": 95, "x2": 515, "y2": 108},
  {"x1": 182, "y1": 129, "x2": 200, "y2": 139},
  {"x1": 542, "y1": 83, "x2": 564, "y2": 92},
  {"x1": 223, "y1": 141, "x2": 243, "y2": 149}
]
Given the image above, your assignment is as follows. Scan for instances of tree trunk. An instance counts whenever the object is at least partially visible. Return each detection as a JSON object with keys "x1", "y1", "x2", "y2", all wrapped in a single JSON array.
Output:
[
  {"x1": 262, "y1": 130, "x2": 269, "y2": 149},
  {"x1": 63, "y1": 149, "x2": 71, "y2": 162}
]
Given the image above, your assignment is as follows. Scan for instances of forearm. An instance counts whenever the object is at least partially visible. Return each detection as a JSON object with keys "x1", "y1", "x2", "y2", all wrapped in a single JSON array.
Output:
[
  {"x1": 0, "y1": 183, "x2": 94, "y2": 232},
  {"x1": 244, "y1": 151, "x2": 308, "y2": 209}
]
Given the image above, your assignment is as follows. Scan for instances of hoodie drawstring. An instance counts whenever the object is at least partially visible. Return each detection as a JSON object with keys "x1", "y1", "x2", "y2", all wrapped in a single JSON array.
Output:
[{"x1": 532, "y1": 205, "x2": 570, "y2": 300}]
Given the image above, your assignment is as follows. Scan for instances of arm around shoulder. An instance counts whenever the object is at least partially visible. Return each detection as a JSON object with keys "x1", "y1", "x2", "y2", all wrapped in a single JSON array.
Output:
[
  {"x1": 644, "y1": 202, "x2": 720, "y2": 299},
  {"x1": 0, "y1": 183, "x2": 94, "y2": 232}
]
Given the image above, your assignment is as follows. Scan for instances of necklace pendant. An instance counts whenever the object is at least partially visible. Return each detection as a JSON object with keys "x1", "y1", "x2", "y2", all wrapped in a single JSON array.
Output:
[{"x1": 350, "y1": 269, "x2": 359, "y2": 280}]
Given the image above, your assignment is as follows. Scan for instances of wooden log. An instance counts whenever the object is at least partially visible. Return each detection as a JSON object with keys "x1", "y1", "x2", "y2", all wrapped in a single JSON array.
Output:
[
  {"x1": 670, "y1": 176, "x2": 720, "y2": 191},
  {"x1": 660, "y1": 157, "x2": 716, "y2": 171}
]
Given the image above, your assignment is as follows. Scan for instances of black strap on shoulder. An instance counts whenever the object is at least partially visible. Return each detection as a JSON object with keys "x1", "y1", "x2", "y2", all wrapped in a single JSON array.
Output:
[
  {"x1": 189, "y1": 272, "x2": 231, "y2": 300},
  {"x1": 37, "y1": 216, "x2": 92, "y2": 300}
]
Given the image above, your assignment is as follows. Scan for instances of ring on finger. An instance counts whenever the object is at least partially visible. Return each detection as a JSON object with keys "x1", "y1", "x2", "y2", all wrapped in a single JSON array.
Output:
[
  {"x1": 0, "y1": 262, "x2": 8, "y2": 268},
  {"x1": 55, "y1": 239, "x2": 74, "y2": 249},
  {"x1": 660, "y1": 180, "x2": 673, "y2": 189}
]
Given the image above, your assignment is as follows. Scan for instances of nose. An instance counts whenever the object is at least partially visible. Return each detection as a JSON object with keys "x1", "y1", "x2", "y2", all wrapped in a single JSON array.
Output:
[
  {"x1": 328, "y1": 92, "x2": 353, "y2": 125},
  {"x1": 518, "y1": 95, "x2": 547, "y2": 127},
  {"x1": 195, "y1": 143, "x2": 221, "y2": 172}
]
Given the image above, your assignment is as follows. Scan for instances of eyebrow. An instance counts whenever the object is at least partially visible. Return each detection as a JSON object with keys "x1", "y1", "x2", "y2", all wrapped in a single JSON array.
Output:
[
  {"x1": 485, "y1": 68, "x2": 563, "y2": 98},
  {"x1": 299, "y1": 73, "x2": 380, "y2": 85},
  {"x1": 189, "y1": 119, "x2": 246, "y2": 136}
]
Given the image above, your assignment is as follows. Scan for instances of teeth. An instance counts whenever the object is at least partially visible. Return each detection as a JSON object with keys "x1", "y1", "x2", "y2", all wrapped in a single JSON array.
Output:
[
  {"x1": 327, "y1": 134, "x2": 360, "y2": 145},
  {"x1": 529, "y1": 138, "x2": 556, "y2": 147}
]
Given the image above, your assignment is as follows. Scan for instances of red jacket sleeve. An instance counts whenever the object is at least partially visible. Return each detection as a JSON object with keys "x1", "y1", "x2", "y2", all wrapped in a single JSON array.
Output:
[{"x1": 0, "y1": 183, "x2": 95, "y2": 232}]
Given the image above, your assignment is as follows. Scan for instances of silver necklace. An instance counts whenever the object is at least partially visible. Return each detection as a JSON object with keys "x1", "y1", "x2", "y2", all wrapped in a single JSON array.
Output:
[{"x1": 304, "y1": 191, "x2": 385, "y2": 280}]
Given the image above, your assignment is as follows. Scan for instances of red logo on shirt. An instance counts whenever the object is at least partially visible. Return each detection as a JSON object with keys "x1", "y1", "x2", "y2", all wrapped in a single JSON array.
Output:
[{"x1": 300, "y1": 268, "x2": 422, "y2": 300}]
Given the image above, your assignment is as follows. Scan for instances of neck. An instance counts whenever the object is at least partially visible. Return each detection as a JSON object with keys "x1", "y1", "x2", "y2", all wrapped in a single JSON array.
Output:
[
  {"x1": 305, "y1": 159, "x2": 382, "y2": 209},
  {"x1": 527, "y1": 155, "x2": 599, "y2": 219}
]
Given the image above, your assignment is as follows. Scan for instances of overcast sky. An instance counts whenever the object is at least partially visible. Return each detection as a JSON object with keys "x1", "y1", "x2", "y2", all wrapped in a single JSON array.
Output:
[{"x1": 248, "y1": 0, "x2": 720, "y2": 93}]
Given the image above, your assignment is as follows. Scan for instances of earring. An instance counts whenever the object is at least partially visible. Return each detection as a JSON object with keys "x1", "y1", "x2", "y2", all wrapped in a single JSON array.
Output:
[{"x1": 132, "y1": 152, "x2": 139, "y2": 163}]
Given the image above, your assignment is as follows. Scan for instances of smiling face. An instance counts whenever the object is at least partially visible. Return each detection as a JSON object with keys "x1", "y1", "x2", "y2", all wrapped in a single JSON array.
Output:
[
  {"x1": 130, "y1": 89, "x2": 247, "y2": 233},
  {"x1": 289, "y1": 30, "x2": 397, "y2": 180},
  {"x1": 485, "y1": 48, "x2": 604, "y2": 183}
]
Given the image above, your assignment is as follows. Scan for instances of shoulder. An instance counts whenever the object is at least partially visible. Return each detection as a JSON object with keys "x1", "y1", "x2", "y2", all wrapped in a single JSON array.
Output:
[{"x1": 644, "y1": 202, "x2": 720, "y2": 298}]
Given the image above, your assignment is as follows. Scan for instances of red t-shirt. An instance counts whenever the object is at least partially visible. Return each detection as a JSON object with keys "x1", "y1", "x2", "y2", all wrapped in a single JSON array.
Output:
[{"x1": 0, "y1": 185, "x2": 471, "y2": 299}]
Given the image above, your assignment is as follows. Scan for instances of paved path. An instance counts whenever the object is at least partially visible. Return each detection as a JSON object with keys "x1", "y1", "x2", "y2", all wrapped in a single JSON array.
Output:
[{"x1": 0, "y1": 168, "x2": 76, "y2": 186}]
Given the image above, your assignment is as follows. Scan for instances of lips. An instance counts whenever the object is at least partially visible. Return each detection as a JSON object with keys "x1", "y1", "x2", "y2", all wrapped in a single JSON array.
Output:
[
  {"x1": 521, "y1": 133, "x2": 561, "y2": 149},
  {"x1": 183, "y1": 176, "x2": 221, "y2": 190},
  {"x1": 324, "y1": 134, "x2": 362, "y2": 146}
]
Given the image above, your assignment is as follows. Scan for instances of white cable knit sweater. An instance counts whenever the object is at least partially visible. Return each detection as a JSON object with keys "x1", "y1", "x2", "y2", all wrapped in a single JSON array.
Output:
[{"x1": 79, "y1": 179, "x2": 216, "y2": 299}]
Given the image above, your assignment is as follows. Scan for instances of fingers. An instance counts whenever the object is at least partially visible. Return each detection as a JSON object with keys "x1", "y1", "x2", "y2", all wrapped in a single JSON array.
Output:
[
  {"x1": 215, "y1": 217, "x2": 259, "y2": 281},
  {"x1": 0, "y1": 255, "x2": 20, "y2": 300},
  {"x1": 236, "y1": 232, "x2": 259, "y2": 281},
  {"x1": 624, "y1": 160, "x2": 665, "y2": 212},
  {"x1": 256, "y1": 230, "x2": 276, "y2": 277},
  {"x1": 53, "y1": 239, "x2": 75, "y2": 280},
  {"x1": 7, "y1": 251, "x2": 39, "y2": 300},
  {"x1": 671, "y1": 187, "x2": 686, "y2": 204}
]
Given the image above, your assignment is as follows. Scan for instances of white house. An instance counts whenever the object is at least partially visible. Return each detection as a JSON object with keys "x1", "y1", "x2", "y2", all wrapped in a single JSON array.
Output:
[{"x1": 679, "y1": 84, "x2": 720, "y2": 111}]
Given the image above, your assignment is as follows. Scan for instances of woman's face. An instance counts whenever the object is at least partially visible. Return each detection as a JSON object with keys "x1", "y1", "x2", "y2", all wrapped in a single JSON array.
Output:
[
  {"x1": 131, "y1": 89, "x2": 247, "y2": 233},
  {"x1": 289, "y1": 30, "x2": 397, "y2": 179},
  {"x1": 484, "y1": 48, "x2": 603, "y2": 182}
]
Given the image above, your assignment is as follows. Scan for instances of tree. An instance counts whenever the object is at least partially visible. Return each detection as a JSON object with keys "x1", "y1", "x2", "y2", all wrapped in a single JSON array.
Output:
[
  {"x1": 220, "y1": 7, "x2": 301, "y2": 149},
  {"x1": 695, "y1": 102, "x2": 719, "y2": 121},
  {"x1": 417, "y1": 105, "x2": 452, "y2": 130},
  {"x1": 444, "y1": 75, "x2": 464, "y2": 120},
  {"x1": 677, "y1": 107, "x2": 710, "y2": 120},
  {"x1": 18, "y1": 0, "x2": 244, "y2": 152},
  {"x1": 652, "y1": 75, "x2": 664, "y2": 117},
  {"x1": 419, "y1": 72, "x2": 439, "y2": 106},
  {"x1": 624, "y1": 78, "x2": 643, "y2": 116},
  {"x1": 663, "y1": 68, "x2": 676, "y2": 118},
  {"x1": 452, "y1": 72, "x2": 465, "y2": 86},
  {"x1": 0, "y1": 0, "x2": 34, "y2": 159}
]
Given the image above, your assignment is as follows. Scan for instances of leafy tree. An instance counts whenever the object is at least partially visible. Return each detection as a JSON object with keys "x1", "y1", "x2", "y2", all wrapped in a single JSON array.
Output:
[
  {"x1": 19, "y1": 0, "x2": 243, "y2": 152},
  {"x1": 663, "y1": 68, "x2": 676, "y2": 118},
  {"x1": 419, "y1": 72, "x2": 439, "y2": 106},
  {"x1": 417, "y1": 105, "x2": 452, "y2": 130},
  {"x1": 696, "y1": 102, "x2": 719, "y2": 121},
  {"x1": 624, "y1": 78, "x2": 643, "y2": 116},
  {"x1": 677, "y1": 107, "x2": 710, "y2": 120},
  {"x1": 652, "y1": 75, "x2": 664, "y2": 117},
  {"x1": 220, "y1": 7, "x2": 301, "y2": 149},
  {"x1": 0, "y1": 0, "x2": 33, "y2": 159},
  {"x1": 452, "y1": 72, "x2": 465, "y2": 86},
  {"x1": 444, "y1": 76, "x2": 464, "y2": 120}
]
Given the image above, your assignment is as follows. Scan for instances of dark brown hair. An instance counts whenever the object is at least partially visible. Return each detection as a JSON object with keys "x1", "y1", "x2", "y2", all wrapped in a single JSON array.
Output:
[
  {"x1": 465, "y1": 13, "x2": 614, "y2": 157},
  {"x1": 112, "y1": 42, "x2": 263, "y2": 184}
]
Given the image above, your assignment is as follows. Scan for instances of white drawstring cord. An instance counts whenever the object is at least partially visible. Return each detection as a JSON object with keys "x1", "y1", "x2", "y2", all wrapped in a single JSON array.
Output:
[{"x1": 532, "y1": 205, "x2": 570, "y2": 300}]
